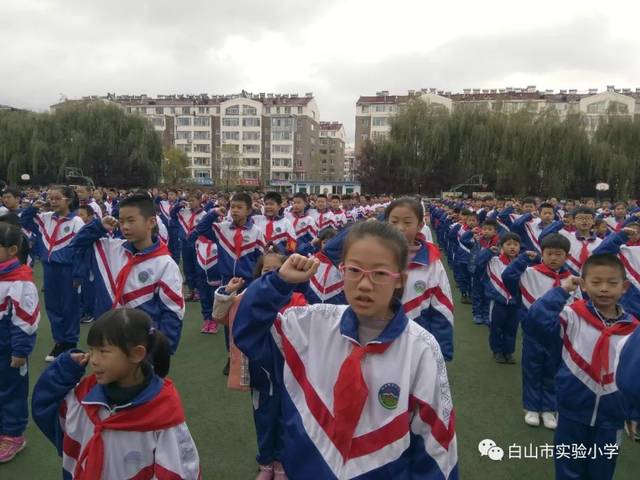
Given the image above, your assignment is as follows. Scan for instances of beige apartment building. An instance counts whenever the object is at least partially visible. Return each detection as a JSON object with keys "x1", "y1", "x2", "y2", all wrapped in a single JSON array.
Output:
[
  {"x1": 314, "y1": 121, "x2": 346, "y2": 182},
  {"x1": 355, "y1": 85, "x2": 640, "y2": 154},
  {"x1": 53, "y1": 91, "x2": 321, "y2": 190}
]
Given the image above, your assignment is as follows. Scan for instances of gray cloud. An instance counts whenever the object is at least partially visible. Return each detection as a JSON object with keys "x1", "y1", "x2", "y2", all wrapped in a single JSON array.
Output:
[{"x1": 2, "y1": 6, "x2": 639, "y2": 143}]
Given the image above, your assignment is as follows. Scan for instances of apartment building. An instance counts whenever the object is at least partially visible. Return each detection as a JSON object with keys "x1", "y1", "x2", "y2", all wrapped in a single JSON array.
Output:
[
  {"x1": 314, "y1": 121, "x2": 346, "y2": 182},
  {"x1": 53, "y1": 91, "x2": 321, "y2": 190},
  {"x1": 355, "y1": 85, "x2": 640, "y2": 154}
]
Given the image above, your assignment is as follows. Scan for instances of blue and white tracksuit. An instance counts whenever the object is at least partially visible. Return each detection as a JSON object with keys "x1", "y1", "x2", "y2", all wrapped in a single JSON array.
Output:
[
  {"x1": 70, "y1": 220, "x2": 185, "y2": 354},
  {"x1": 618, "y1": 328, "x2": 640, "y2": 410},
  {"x1": 527, "y1": 289, "x2": 639, "y2": 480},
  {"x1": 509, "y1": 213, "x2": 551, "y2": 254},
  {"x1": 156, "y1": 197, "x2": 181, "y2": 263},
  {"x1": 503, "y1": 254, "x2": 578, "y2": 413},
  {"x1": 31, "y1": 352, "x2": 200, "y2": 480},
  {"x1": 452, "y1": 225, "x2": 472, "y2": 296},
  {"x1": 323, "y1": 228, "x2": 455, "y2": 361},
  {"x1": 475, "y1": 251, "x2": 519, "y2": 354},
  {"x1": 539, "y1": 221, "x2": 602, "y2": 276},
  {"x1": 252, "y1": 214, "x2": 297, "y2": 255},
  {"x1": 233, "y1": 272, "x2": 458, "y2": 479},
  {"x1": 20, "y1": 208, "x2": 84, "y2": 345},
  {"x1": 593, "y1": 230, "x2": 640, "y2": 317},
  {"x1": 170, "y1": 204, "x2": 206, "y2": 291},
  {"x1": 0, "y1": 260, "x2": 40, "y2": 437},
  {"x1": 194, "y1": 234, "x2": 220, "y2": 320}
]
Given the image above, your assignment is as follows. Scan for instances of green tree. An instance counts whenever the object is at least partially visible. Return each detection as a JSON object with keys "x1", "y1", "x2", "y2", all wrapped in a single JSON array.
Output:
[{"x1": 163, "y1": 148, "x2": 189, "y2": 185}]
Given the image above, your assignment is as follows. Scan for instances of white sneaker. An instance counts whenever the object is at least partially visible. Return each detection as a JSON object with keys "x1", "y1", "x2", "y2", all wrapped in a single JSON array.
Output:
[
  {"x1": 524, "y1": 411, "x2": 540, "y2": 427},
  {"x1": 541, "y1": 412, "x2": 557, "y2": 430}
]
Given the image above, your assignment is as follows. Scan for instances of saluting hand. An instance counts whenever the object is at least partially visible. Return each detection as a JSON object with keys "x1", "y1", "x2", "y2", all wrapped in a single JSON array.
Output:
[
  {"x1": 278, "y1": 254, "x2": 320, "y2": 284},
  {"x1": 561, "y1": 276, "x2": 581, "y2": 293},
  {"x1": 102, "y1": 216, "x2": 118, "y2": 232}
]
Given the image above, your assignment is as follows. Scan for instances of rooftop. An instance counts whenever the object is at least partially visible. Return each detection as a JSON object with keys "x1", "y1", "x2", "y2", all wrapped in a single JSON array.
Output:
[{"x1": 357, "y1": 86, "x2": 640, "y2": 104}]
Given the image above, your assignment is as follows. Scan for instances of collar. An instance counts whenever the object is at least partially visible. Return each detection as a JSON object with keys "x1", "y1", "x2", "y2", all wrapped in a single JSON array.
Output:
[
  {"x1": 81, "y1": 373, "x2": 164, "y2": 412},
  {"x1": 52, "y1": 211, "x2": 76, "y2": 221},
  {"x1": 498, "y1": 253, "x2": 513, "y2": 265},
  {"x1": 123, "y1": 237, "x2": 162, "y2": 256},
  {"x1": 586, "y1": 300, "x2": 634, "y2": 326},
  {"x1": 339, "y1": 300, "x2": 408, "y2": 346},
  {"x1": 576, "y1": 231, "x2": 597, "y2": 241},
  {"x1": 533, "y1": 263, "x2": 570, "y2": 278},
  {"x1": 230, "y1": 218, "x2": 254, "y2": 230},
  {"x1": 264, "y1": 213, "x2": 284, "y2": 221},
  {"x1": 408, "y1": 240, "x2": 440, "y2": 268}
]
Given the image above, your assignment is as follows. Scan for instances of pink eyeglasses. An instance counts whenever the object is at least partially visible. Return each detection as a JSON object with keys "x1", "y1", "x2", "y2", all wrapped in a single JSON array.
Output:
[{"x1": 339, "y1": 263, "x2": 401, "y2": 285}]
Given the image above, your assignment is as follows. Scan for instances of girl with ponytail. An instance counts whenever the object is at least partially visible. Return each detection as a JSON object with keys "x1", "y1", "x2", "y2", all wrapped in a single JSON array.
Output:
[{"x1": 32, "y1": 308, "x2": 200, "y2": 480}]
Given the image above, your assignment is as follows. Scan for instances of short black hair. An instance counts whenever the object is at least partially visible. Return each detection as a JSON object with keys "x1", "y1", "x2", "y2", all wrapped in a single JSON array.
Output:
[
  {"x1": 461, "y1": 209, "x2": 472, "y2": 216},
  {"x1": 573, "y1": 206, "x2": 595, "y2": 217},
  {"x1": 231, "y1": 192, "x2": 252, "y2": 210},
  {"x1": 78, "y1": 204, "x2": 95, "y2": 216},
  {"x1": 88, "y1": 308, "x2": 171, "y2": 377},
  {"x1": 264, "y1": 191, "x2": 282, "y2": 204},
  {"x1": 538, "y1": 202, "x2": 554, "y2": 212},
  {"x1": 582, "y1": 253, "x2": 626, "y2": 280},
  {"x1": 318, "y1": 227, "x2": 338, "y2": 242},
  {"x1": 541, "y1": 233, "x2": 571, "y2": 254},
  {"x1": 119, "y1": 194, "x2": 155, "y2": 218},
  {"x1": 499, "y1": 232, "x2": 521, "y2": 246},
  {"x1": 2, "y1": 186, "x2": 21, "y2": 198},
  {"x1": 482, "y1": 219, "x2": 498, "y2": 229},
  {"x1": 293, "y1": 192, "x2": 308, "y2": 203},
  {"x1": 522, "y1": 197, "x2": 536, "y2": 205}
]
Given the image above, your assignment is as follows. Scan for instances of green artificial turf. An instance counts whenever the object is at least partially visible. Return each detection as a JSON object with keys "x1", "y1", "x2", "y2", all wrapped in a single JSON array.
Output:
[{"x1": 1, "y1": 262, "x2": 639, "y2": 479}]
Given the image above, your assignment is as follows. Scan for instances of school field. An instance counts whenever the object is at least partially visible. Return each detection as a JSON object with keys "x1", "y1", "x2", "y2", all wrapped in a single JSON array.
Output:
[{"x1": 3, "y1": 261, "x2": 640, "y2": 479}]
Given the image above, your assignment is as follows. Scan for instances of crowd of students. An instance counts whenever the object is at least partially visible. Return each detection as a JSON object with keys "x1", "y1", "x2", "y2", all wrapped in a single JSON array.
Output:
[{"x1": 0, "y1": 185, "x2": 638, "y2": 479}]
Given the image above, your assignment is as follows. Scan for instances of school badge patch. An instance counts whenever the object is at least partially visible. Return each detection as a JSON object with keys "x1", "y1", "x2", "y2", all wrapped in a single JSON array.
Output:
[
  {"x1": 378, "y1": 383, "x2": 400, "y2": 410},
  {"x1": 64, "y1": 226, "x2": 70, "y2": 233},
  {"x1": 138, "y1": 271, "x2": 150, "y2": 283},
  {"x1": 275, "y1": 227, "x2": 281, "y2": 233},
  {"x1": 414, "y1": 280, "x2": 426, "y2": 294}
]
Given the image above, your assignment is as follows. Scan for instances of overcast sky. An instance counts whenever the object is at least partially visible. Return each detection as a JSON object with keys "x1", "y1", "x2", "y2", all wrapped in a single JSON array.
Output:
[{"x1": 3, "y1": 0, "x2": 640, "y2": 142}]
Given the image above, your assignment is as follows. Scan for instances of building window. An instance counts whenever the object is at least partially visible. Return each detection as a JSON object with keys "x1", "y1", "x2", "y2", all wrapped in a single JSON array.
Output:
[
  {"x1": 272, "y1": 144, "x2": 292, "y2": 154},
  {"x1": 225, "y1": 105, "x2": 240, "y2": 115},
  {"x1": 375, "y1": 104, "x2": 385, "y2": 112},
  {"x1": 272, "y1": 117, "x2": 294, "y2": 128},
  {"x1": 242, "y1": 117, "x2": 260, "y2": 127},
  {"x1": 243, "y1": 144, "x2": 260, "y2": 154},
  {"x1": 222, "y1": 117, "x2": 240, "y2": 127},
  {"x1": 372, "y1": 117, "x2": 388, "y2": 126},
  {"x1": 182, "y1": 107, "x2": 191, "y2": 115},
  {"x1": 361, "y1": 105, "x2": 369, "y2": 113},
  {"x1": 193, "y1": 131, "x2": 211, "y2": 140},
  {"x1": 222, "y1": 131, "x2": 240, "y2": 141},
  {"x1": 285, "y1": 107, "x2": 291, "y2": 114},
  {"x1": 194, "y1": 144, "x2": 211, "y2": 153},
  {"x1": 272, "y1": 158, "x2": 292, "y2": 167},
  {"x1": 193, "y1": 117, "x2": 210, "y2": 127},
  {"x1": 242, "y1": 105, "x2": 257, "y2": 116},
  {"x1": 193, "y1": 157, "x2": 210, "y2": 166},
  {"x1": 242, "y1": 131, "x2": 260, "y2": 141},
  {"x1": 198, "y1": 107, "x2": 209, "y2": 114},
  {"x1": 242, "y1": 158, "x2": 259, "y2": 167},
  {"x1": 297, "y1": 106, "x2": 303, "y2": 114},
  {"x1": 176, "y1": 131, "x2": 192, "y2": 140},
  {"x1": 195, "y1": 170, "x2": 210, "y2": 178},
  {"x1": 155, "y1": 107, "x2": 163, "y2": 115},
  {"x1": 150, "y1": 116, "x2": 165, "y2": 127},
  {"x1": 272, "y1": 131, "x2": 292, "y2": 141},
  {"x1": 177, "y1": 144, "x2": 192, "y2": 152},
  {"x1": 177, "y1": 117, "x2": 191, "y2": 126}
]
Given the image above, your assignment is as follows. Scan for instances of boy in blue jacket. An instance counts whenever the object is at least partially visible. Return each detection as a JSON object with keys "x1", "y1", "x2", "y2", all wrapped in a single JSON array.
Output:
[{"x1": 527, "y1": 254, "x2": 639, "y2": 480}]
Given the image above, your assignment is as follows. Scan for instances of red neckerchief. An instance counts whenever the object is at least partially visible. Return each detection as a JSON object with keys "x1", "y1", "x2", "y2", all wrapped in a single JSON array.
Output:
[
  {"x1": 73, "y1": 375, "x2": 185, "y2": 480},
  {"x1": 570, "y1": 301, "x2": 639, "y2": 384},
  {"x1": 532, "y1": 264, "x2": 570, "y2": 286},
  {"x1": 332, "y1": 340, "x2": 392, "y2": 461},
  {"x1": 185, "y1": 208, "x2": 202, "y2": 234},
  {"x1": 292, "y1": 213, "x2": 305, "y2": 229},
  {"x1": 112, "y1": 243, "x2": 170, "y2": 307},
  {"x1": 0, "y1": 260, "x2": 33, "y2": 282},
  {"x1": 479, "y1": 235, "x2": 500, "y2": 249},
  {"x1": 231, "y1": 223, "x2": 247, "y2": 258},
  {"x1": 265, "y1": 218, "x2": 274, "y2": 243},
  {"x1": 498, "y1": 253, "x2": 512, "y2": 265}
]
